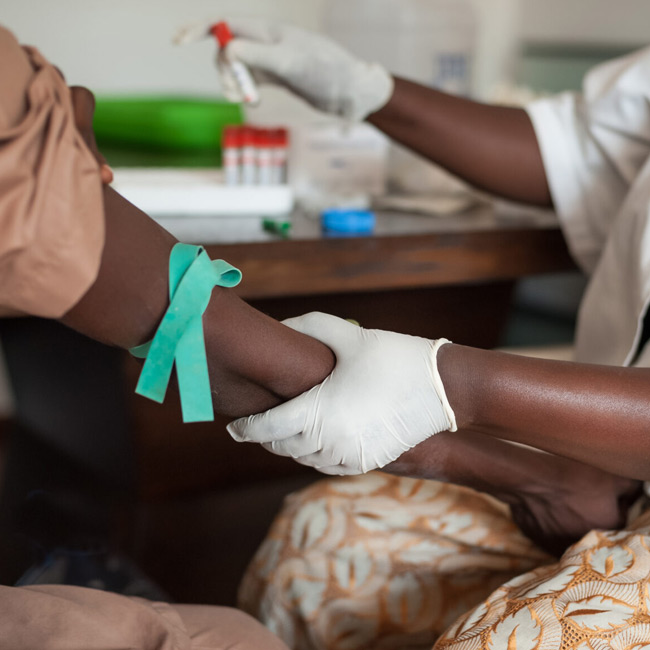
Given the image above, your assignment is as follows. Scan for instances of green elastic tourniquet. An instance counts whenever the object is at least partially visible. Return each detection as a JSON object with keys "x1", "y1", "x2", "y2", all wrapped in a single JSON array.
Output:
[{"x1": 130, "y1": 243, "x2": 241, "y2": 423}]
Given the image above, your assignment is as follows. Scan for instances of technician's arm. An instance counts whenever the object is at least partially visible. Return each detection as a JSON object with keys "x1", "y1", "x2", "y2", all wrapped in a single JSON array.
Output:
[
  {"x1": 383, "y1": 340, "x2": 650, "y2": 482},
  {"x1": 367, "y1": 78, "x2": 552, "y2": 206},
  {"x1": 230, "y1": 314, "x2": 650, "y2": 481},
  {"x1": 434, "y1": 344, "x2": 650, "y2": 481},
  {"x1": 216, "y1": 20, "x2": 552, "y2": 206}
]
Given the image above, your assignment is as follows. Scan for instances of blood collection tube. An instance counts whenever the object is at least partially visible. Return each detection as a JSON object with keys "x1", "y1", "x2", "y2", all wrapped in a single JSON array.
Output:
[
  {"x1": 256, "y1": 129, "x2": 274, "y2": 186},
  {"x1": 211, "y1": 22, "x2": 260, "y2": 106},
  {"x1": 240, "y1": 126, "x2": 257, "y2": 185},
  {"x1": 271, "y1": 128, "x2": 289, "y2": 185},
  {"x1": 222, "y1": 125, "x2": 242, "y2": 186}
]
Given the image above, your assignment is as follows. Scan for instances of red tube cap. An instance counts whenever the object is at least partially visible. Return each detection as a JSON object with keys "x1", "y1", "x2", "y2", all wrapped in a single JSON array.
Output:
[
  {"x1": 211, "y1": 21, "x2": 233, "y2": 47},
  {"x1": 222, "y1": 125, "x2": 243, "y2": 147}
]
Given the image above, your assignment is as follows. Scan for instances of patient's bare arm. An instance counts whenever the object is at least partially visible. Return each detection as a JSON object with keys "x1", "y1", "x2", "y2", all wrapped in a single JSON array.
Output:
[
  {"x1": 61, "y1": 186, "x2": 335, "y2": 417},
  {"x1": 58, "y1": 88, "x2": 335, "y2": 417}
]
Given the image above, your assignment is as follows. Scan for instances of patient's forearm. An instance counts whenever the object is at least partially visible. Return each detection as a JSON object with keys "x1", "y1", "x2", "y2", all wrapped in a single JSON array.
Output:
[
  {"x1": 202, "y1": 288, "x2": 337, "y2": 416},
  {"x1": 61, "y1": 187, "x2": 175, "y2": 349},
  {"x1": 62, "y1": 186, "x2": 335, "y2": 416}
]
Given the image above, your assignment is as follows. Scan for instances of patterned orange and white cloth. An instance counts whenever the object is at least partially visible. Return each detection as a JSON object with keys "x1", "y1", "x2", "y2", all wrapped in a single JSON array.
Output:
[{"x1": 239, "y1": 473, "x2": 650, "y2": 650}]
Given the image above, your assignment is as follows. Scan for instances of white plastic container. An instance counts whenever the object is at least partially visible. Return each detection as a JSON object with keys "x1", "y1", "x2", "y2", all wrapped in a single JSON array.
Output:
[
  {"x1": 324, "y1": 0, "x2": 477, "y2": 95},
  {"x1": 290, "y1": 122, "x2": 390, "y2": 210},
  {"x1": 324, "y1": 0, "x2": 478, "y2": 195}
]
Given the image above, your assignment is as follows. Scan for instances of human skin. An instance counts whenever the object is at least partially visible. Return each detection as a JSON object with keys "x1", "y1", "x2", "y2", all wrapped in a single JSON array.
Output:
[
  {"x1": 386, "y1": 429, "x2": 639, "y2": 557},
  {"x1": 372, "y1": 78, "x2": 643, "y2": 551},
  {"x1": 438, "y1": 346, "x2": 650, "y2": 482},
  {"x1": 61, "y1": 182, "x2": 339, "y2": 418},
  {"x1": 63, "y1": 85, "x2": 641, "y2": 554},
  {"x1": 387, "y1": 343, "x2": 650, "y2": 555},
  {"x1": 368, "y1": 77, "x2": 553, "y2": 206},
  {"x1": 60, "y1": 87, "x2": 336, "y2": 418},
  {"x1": 370, "y1": 79, "x2": 649, "y2": 477}
]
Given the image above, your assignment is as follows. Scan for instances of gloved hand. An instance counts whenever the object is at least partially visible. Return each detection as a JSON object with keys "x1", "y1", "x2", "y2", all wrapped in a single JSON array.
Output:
[
  {"x1": 175, "y1": 19, "x2": 394, "y2": 121},
  {"x1": 227, "y1": 312, "x2": 457, "y2": 475}
]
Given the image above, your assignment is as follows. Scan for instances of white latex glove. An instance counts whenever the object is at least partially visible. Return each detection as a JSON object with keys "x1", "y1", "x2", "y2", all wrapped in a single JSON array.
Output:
[
  {"x1": 227, "y1": 313, "x2": 457, "y2": 475},
  {"x1": 175, "y1": 19, "x2": 394, "y2": 121}
]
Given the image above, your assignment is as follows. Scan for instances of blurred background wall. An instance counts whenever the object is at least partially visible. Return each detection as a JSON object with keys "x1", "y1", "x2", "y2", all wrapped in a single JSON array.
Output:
[{"x1": 5, "y1": 0, "x2": 650, "y2": 96}]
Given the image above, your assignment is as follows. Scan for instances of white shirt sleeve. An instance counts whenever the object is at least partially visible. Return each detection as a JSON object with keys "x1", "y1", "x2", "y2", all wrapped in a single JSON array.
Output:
[{"x1": 526, "y1": 46, "x2": 650, "y2": 273}]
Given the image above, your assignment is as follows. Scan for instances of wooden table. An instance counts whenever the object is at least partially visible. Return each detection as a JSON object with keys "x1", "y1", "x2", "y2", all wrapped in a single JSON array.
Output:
[
  {"x1": 195, "y1": 203, "x2": 577, "y2": 349},
  {"x1": 202, "y1": 203, "x2": 575, "y2": 300}
]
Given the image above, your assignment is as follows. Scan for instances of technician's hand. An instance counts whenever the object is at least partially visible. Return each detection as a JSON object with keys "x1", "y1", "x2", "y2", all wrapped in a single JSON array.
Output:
[
  {"x1": 227, "y1": 312, "x2": 457, "y2": 475},
  {"x1": 176, "y1": 19, "x2": 394, "y2": 121}
]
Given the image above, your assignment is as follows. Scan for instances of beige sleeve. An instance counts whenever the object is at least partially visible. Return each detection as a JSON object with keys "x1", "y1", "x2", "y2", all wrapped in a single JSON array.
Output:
[{"x1": 0, "y1": 26, "x2": 104, "y2": 318}]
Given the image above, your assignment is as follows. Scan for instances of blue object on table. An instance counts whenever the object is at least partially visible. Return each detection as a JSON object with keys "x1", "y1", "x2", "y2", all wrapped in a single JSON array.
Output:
[{"x1": 321, "y1": 208, "x2": 376, "y2": 234}]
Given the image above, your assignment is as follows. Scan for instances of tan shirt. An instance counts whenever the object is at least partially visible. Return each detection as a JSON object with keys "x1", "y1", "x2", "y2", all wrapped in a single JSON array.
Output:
[
  {"x1": 0, "y1": 25, "x2": 104, "y2": 318},
  {"x1": 0, "y1": 27, "x2": 293, "y2": 650},
  {"x1": 0, "y1": 583, "x2": 291, "y2": 649}
]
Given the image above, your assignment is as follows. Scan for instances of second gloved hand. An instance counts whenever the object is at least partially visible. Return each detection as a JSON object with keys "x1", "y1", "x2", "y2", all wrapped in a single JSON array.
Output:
[{"x1": 227, "y1": 312, "x2": 457, "y2": 475}]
